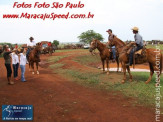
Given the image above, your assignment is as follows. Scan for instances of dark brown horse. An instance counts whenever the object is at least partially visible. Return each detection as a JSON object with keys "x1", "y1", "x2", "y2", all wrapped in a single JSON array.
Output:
[
  {"x1": 108, "y1": 36, "x2": 162, "y2": 84},
  {"x1": 28, "y1": 45, "x2": 42, "y2": 75},
  {"x1": 89, "y1": 39, "x2": 112, "y2": 74}
]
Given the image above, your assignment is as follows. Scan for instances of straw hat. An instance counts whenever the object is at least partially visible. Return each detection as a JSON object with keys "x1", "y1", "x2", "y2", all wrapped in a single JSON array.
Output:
[{"x1": 131, "y1": 27, "x2": 139, "y2": 31}]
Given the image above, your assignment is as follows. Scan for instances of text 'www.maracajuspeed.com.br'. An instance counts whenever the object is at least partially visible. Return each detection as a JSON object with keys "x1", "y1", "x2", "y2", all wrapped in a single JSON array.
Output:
[{"x1": 3, "y1": 12, "x2": 94, "y2": 20}]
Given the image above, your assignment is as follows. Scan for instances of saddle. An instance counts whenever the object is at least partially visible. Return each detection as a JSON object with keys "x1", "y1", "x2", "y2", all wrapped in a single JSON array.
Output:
[
  {"x1": 133, "y1": 46, "x2": 147, "y2": 68},
  {"x1": 135, "y1": 49, "x2": 142, "y2": 55}
]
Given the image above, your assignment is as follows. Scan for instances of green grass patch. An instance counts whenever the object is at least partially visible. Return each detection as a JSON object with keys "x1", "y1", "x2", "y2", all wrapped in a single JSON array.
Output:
[
  {"x1": 74, "y1": 54, "x2": 101, "y2": 65},
  {"x1": 56, "y1": 49, "x2": 88, "y2": 53},
  {"x1": 104, "y1": 72, "x2": 163, "y2": 106},
  {"x1": 146, "y1": 44, "x2": 163, "y2": 50},
  {"x1": 49, "y1": 63, "x2": 64, "y2": 69},
  {"x1": 48, "y1": 55, "x2": 67, "y2": 63}
]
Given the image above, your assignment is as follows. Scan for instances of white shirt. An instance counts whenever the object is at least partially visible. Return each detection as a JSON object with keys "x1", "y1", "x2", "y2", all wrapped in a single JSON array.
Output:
[
  {"x1": 20, "y1": 53, "x2": 27, "y2": 65},
  {"x1": 15, "y1": 54, "x2": 19, "y2": 64},
  {"x1": 27, "y1": 41, "x2": 36, "y2": 47},
  {"x1": 11, "y1": 53, "x2": 17, "y2": 64}
]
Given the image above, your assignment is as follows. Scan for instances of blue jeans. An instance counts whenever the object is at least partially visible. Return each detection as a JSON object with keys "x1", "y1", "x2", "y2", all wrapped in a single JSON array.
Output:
[
  {"x1": 26, "y1": 48, "x2": 31, "y2": 61},
  {"x1": 129, "y1": 45, "x2": 143, "y2": 65},
  {"x1": 20, "y1": 65, "x2": 26, "y2": 81},
  {"x1": 112, "y1": 48, "x2": 116, "y2": 60}
]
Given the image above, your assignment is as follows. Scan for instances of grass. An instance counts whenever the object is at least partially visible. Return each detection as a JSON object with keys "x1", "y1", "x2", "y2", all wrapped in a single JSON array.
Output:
[
  {"x1": 75, "y1": 54, "x2": 100, "y2": 65},
  {"x1": 48, "y1": 55, "x2": 67, "y2": 63},
  {"x1": 49, "y1": 63, "x2": 64, "y2": 69},
  {"x1": 56, "y1": 49, "x2": 88, "y2": 53},
  {"x1": 146, "y1": 44, "x2": 163, "y2": 50},
  {"x1": 47, "y1": 49, "x2": 163, "y2": 108}
]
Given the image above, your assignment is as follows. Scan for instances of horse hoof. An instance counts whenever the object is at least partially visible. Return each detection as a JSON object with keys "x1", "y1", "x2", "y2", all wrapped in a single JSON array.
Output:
[
  {"x1": 32, "y1": 72, "x2": 35, "y2": 75},
  {"x1": 129, "y1": 79, "x2": 132, "y2": 82},
  {"x1": 121, "y1": 80, "x2": 125, "y2": 84},
  {"x1": 145, "y1": 81, "x2": 149, "y2": 84},
  {"x1": 37, "y1": 71, "x2": 39, "y2": 75}
]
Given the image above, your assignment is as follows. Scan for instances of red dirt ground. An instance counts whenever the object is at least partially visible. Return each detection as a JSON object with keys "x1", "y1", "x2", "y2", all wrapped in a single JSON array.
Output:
[{"x1": 0, "y1": 51, "x2": 160, "y2": 122}]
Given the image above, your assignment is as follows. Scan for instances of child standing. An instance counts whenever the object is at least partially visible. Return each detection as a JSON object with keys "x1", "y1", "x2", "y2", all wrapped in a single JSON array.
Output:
[{"x1": 19, "y1": 49, "x2": 27, "y2": 82}]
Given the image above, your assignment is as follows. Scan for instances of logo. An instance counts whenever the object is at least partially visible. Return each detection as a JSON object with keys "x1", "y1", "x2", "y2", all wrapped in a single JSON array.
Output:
[{"x1": 2, "y1": 105, "x2": 33, "y2": 121}]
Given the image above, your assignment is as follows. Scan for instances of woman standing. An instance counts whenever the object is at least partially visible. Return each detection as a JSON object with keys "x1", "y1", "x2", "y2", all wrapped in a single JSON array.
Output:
[
  {"x1": 15, "y1": 50, "x2": 19, "y2": 80},
  {"x1": 11, "y1": 49, "x2": 19, "y2": 80},
  {"x1": 19, "y1": 49, "x2": 27, "y2": 82},
  {"x1": 3, "y1": 45, "x2": 14, "y2": 85}
]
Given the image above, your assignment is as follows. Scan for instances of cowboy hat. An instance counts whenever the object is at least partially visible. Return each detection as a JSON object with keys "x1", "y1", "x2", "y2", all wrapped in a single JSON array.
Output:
[
  {"x1": 29, "y1": 37, "x2": 34, "y2": 40},
  {"x1": 131, "y1": 27, "x2": 139, "y2": 31}
]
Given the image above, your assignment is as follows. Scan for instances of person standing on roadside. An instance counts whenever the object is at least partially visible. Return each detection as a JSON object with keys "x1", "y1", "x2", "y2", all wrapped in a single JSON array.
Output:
[
  {"x1": 11, "y1": 49, "x2": 18, "y2": 81},
  {"x1": 3, "y1": 45, "x2": 14, "y2": 85},
  {"x1": 19, "y1": 48, "x2": 27, "y2": 82}
]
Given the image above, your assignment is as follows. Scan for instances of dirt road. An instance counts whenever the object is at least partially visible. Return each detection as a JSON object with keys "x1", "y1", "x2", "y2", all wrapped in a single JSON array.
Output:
[{"x1": 0, "y1": 51, "x2": 157, "y2": 122}]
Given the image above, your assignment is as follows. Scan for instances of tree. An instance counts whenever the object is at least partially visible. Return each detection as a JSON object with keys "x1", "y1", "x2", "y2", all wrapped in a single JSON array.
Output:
[
  {"x1": 53, "y1": 40, "x2": 59, "y2": 47},
  {"x1": 78, "y1": 30, "x2": 104, "y2": 44}
]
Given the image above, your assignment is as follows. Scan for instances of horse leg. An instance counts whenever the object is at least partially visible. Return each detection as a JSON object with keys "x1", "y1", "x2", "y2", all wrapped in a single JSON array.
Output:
[
  {"x1": 101, "y1": 59, "x2": 105, "y2": 73},
  {"x1": 31, "y1": 62, "x2": 34, "y2": 75},
  {"x1": 121, "y1": 61, "x2": 123, "y2": 72},
  {"x1": 126, "y1": 65, "x2": 132, "y2": 82},
  {"x1": 106, "y1": 58, "x2": 109, "y2": 75},
  {"x1": 116, "y1": 57, "x2": 119, "y2": 72},
  {"x1": 145, "y1": 63, "x2": 154, "y2": 84},
  {"x1": 36, "y1": 62, "x2": 39, "y2": 75},
  {"x1": 121, "y1": 62, "x2": 127, "y2": 84},
  {"x1": 29, "y1": 62, "x2": 31, "y2": 72}
]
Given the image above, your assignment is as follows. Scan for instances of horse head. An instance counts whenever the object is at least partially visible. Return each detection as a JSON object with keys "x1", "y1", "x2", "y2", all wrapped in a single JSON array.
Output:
[
  {"x1": 89, "y1": 39, "x2": 98, "y2": 52},
  {"x1": 35, "y1": 45, "x2": 42, "y2": 53}
]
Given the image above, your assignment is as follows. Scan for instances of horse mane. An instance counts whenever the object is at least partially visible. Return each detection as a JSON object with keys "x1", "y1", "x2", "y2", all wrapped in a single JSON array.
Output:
[
  {"x1": 94, "y1": 39, "x2": 106, "y2": 47},
  {"x1": 114, "y1": 36, "x2": 125, "y2": 46}
]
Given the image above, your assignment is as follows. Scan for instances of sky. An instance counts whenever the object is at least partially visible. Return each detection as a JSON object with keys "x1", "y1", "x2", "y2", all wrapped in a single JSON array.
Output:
[{"x1": 0, "y1": 0, "x2": 163, "y2": 44}]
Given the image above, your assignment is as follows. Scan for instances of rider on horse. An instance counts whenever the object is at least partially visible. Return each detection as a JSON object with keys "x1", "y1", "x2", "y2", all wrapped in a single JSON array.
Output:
[
  {"x1": 106, "y1": 29, "x2": 116, "y2": 62},
  {"x1": 26, "y1": 37, "x2": 36, "y2": 61},
  {"x1": 126, "y1": 27, "x2": 144, "y2": 66}
]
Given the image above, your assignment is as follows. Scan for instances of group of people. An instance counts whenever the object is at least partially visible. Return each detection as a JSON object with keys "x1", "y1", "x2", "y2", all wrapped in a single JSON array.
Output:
[
  {"x1": 106, "y1": 26, "x2": 143, "y2": 66},
  {"x1": 3, "y1": 45, "x2": 27, "y2": 85},
  {"x1": 2, "y1": 27, "x2": 143, "y2": 84},
  {"x1": 2, "y1": 37, "x2": 36, "y2": 85}
]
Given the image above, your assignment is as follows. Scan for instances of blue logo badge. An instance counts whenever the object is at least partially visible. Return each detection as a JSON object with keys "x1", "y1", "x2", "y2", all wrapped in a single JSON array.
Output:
[{"x1": 2, "y1": 105, "x2": 33, "y2": 121}]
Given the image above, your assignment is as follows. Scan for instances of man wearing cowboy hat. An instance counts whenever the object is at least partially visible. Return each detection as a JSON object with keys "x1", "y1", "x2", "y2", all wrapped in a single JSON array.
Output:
[
  {"x1": 26, "y1": 37, "x2": 36, "y2": 61},
  {"x1": 106, "y1": 29, "x2": 116, "y2": 62},
  {"x1": 127, "y1": 27, "x2": 144, "y2": 66},
  {"x1": 27, "y1": 37, "x2": 36, "y2": 47}
]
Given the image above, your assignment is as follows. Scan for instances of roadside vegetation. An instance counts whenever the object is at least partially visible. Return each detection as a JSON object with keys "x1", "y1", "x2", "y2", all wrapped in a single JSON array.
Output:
[{"x1": 47, "y1": 49, "x2": 163, "y2": 108}]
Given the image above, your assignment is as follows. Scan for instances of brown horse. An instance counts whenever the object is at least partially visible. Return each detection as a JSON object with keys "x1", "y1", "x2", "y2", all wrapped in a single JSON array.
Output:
[
  {"x1": 0, "y1": 46, "x2": 3, "y2": 55},
  {"x1": 89, "y1": 39, "x2": 112, "y2": 74},
  {"x1": 108, "y1": 36, "x2": 162, "y2": 84},
  {"x1": 28, "y1": 45, "x2": 42, "y2": 75}
]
